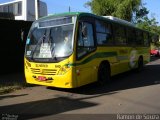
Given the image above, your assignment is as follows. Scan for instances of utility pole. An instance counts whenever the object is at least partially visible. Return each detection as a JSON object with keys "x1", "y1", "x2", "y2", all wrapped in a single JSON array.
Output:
[
  {"x1": 69, "y1": 6, "x2": 70, "y2": 12},
  {"x1": 35, "y1": 0, "x2": 39, "y2": 20}
]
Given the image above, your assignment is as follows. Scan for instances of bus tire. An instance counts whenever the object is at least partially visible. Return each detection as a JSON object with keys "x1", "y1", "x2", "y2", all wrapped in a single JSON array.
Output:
[
  {"x1": 137, "y1": 57, "x2": 144, "y2": 72},
  {"x1": 98, "y1": 62, "x2": 111, "y2": 85}
]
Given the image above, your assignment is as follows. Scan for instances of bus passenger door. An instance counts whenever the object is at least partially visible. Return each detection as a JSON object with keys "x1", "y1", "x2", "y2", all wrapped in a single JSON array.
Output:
[{"x1": 76, "y1": 21, "x2": 96, "y2": 87}]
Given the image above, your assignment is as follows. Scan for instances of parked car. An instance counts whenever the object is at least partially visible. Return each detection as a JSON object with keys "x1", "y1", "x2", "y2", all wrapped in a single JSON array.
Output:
[{"x1": 150, "y1": 49, "x2": 160, "y2": 57}]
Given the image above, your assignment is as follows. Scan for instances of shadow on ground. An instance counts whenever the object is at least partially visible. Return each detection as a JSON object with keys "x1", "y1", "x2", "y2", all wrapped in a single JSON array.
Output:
[
  {"x1": 0, "y1": 96, "x2": 98, "y2": 120},
  {"x1": 0, "y1": 94, "x2": 28, "y2": 100}
]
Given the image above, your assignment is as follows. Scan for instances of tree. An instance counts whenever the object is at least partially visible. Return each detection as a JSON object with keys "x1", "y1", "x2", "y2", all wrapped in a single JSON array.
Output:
[
  {"x1": 85, "y1": 0, "x2": 142, "y2": 22},
  {"x1": 136, "y1": 14, "x2": 160, "y2": 35},
  {"x1": 133, "y1": 5, "x2": 149, "y2": 23},
  {"x1": 136, "y1": 15, "x2": 160, "y2": 49}
]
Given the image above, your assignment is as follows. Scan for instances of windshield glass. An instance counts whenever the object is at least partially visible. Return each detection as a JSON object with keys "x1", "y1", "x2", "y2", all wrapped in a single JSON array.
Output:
[{"x1": 25, "y1": 16, "x2": 75, "y2": 61}]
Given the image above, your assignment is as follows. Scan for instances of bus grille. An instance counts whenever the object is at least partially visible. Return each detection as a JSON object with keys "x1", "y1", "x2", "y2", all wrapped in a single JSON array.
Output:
[{"x1": 31, "y1": 68, "x2": 57, "y2": 75}]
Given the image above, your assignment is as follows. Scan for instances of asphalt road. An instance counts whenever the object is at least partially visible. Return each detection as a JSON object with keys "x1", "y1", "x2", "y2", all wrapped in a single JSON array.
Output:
[{"x1": 0, "y1": 57, "x2": 160, "y2": 120}]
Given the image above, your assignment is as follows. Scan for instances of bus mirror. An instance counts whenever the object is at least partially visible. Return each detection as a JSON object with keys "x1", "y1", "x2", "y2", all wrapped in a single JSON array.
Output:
[
  {"x1": 82, "y1": 24, "x2": 88, "y2": 39},
  {"x1": 21, "y1": 29, "x2": 24, "y2": 41}
]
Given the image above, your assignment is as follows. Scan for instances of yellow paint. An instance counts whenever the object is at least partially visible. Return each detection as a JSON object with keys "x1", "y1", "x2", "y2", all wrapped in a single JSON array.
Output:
[{"x1": 25, "y1": 46, "x2": 150, "y2": 88}]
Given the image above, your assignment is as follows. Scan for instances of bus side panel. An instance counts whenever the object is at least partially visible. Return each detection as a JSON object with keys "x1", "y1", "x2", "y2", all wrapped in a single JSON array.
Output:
[
  {"x1": 115, "y1": 47, "x2": 130, "y2": 74},
  {"x1": 137, "y1": 47, "x2": 150, "y2": 64},
  {"x1": 75, "y1": 47, "x2": 119, "y2": 87},
  {"x1": 75, "y1": 53, "x2": 96, "y2": 87}
]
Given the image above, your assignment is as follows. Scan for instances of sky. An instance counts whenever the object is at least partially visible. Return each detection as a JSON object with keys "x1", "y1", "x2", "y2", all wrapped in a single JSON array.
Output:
[
  {"x1": 142, "y1": 0, "x2": 160, "y2": 24},
  {"x1": 0, "y1": 0, "x2": 160, "y2": 24}
]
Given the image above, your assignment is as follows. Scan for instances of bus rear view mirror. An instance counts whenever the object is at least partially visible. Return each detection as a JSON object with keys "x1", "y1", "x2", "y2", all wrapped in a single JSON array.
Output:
[{"x1": 21, "y1": 29, "x2": 24, "y2": 41}]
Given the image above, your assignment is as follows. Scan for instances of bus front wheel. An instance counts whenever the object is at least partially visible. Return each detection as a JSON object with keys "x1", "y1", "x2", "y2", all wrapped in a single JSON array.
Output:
[{"x1": 98, "y1": 62, "x2": 111, "y2": 85}]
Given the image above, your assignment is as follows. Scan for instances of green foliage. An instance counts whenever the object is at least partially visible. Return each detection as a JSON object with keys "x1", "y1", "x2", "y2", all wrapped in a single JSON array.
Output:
[
  {"x1": 151, "y1": 42, "x2": 160, "y2": 50},
  {"x1": 137, "y1": 16, "x2": 160, "y2": 35},
  {"x1": 85, "y1": 0, "x2": 142, "y2": 21},
  {"x1": 137, "y1": 16, "x2": 160, "y2": 49}
]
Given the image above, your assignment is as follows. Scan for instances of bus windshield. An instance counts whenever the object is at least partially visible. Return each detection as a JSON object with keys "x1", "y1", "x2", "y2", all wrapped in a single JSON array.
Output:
[{"x1": 25, "y1": 16, "x2": 75, "y2": 61}]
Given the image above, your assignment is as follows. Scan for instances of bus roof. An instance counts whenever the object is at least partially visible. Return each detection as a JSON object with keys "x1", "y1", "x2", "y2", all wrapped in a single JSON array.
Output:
[
  {"x1": 39, "y1": 12, "x2": 136, "y2": 27},
  {"x1": 103, "y1": 16, "x2": 135, "y2": 27},
  {"x1": 39, "y1": 12, "x2": 81, "y2": 20},
  {"x1": 38, "y1": 12, "x2": 156, "y2": 34}
]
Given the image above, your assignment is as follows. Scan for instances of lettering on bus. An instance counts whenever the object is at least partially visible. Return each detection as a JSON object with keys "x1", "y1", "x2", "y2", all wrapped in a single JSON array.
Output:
[
  {"x1": 55, "y1": 65, "x2": 61, "y2": 68},
  {"x1": 36, "y1": 64, "x2": 48, "y2": 68}
]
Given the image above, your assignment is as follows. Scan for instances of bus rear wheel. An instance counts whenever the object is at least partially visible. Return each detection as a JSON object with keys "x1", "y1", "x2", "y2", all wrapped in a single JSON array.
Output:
[
  {"x1": 98, "y1": 62, "x2": 111, "y2": 85},
  {"x1": 137, "y1": 57, "x2": 144, "y2": 72}
]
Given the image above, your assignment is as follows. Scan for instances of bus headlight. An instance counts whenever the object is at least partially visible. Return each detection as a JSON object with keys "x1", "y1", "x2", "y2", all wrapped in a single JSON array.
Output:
[
  {"x1": 25, "y1": 60, "x2": 31, "y2": 67},
  {"x1": 58, "y1": 64, "x2": 71, "y2": 75},
  {"x1": 25, "y1": 60, "x2": 31, "y2": 71}
]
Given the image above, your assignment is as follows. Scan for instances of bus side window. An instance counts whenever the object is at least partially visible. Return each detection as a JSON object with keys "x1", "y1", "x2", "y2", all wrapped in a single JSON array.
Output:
[
  {"x1": 96, "y1": 20, "x2": 113, "y2": 45},
  {"x1": 127, "y1": 28, "x2": 136, "y2": 46},
  {"x1": 114, "y1": 24, "x2": 127, "y2": 45},
  {"x1": 143, "y1": 32, "x2": 149, "y2": 46},
  {"x1": 77, "y1": 22, "x2": 95, "y2": 59},
  {"x1": 136, "y1": 30, "x2": 143, "y2": 46}
]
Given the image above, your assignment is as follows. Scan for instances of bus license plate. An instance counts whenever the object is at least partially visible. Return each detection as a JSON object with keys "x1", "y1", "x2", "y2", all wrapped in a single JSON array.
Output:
[{"x1": 38, "y1": 76, "x2": 46, "y2": 81}]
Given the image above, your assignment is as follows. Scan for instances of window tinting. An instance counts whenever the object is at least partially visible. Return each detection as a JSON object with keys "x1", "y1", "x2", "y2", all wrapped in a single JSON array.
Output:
[
  {"x1": 97, "y1": 33, "x2": 107, "y2": 44},
  {"x1": 0, "y1": 2, "x2": 22, "y2": 16},
  {"x1": 96, "y1": 20, "x2": 113, "y2": 45},
  {"x1": 143, "y1": 32, "x2": 149, "y2": 46},
  {"x1": 136, "y1": 30, "x2": 143, "y2": 45},
  {"x1": 96, "y1": 20, "x2": 106, "y2": 33},
  {"x1": 0, "y1": 6, "x2": 3, "y2": 12},
  {"x1": 9, "y1": 4, "x2": 13, "y2": 13},
  {"x1": 127, "y1": 28, "x2": 136, "y2": 45},
  {"x1": 114, "y1": 25, "x2": 127, "y2": 45},
  {"x1": 18, "y1": 2, "x2": 22, "y2": 15},
  {"x1": 3, "y1": 6, "x2": 8, "y2": 12},
  {"x1": 77, "y1": 22, "x2": 95, "y2": 59}
]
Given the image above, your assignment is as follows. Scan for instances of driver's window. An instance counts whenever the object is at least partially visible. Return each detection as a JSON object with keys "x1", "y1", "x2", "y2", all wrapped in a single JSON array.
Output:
[{"x1": 77, "y1": 22, "x2": 95, "y2": 59}]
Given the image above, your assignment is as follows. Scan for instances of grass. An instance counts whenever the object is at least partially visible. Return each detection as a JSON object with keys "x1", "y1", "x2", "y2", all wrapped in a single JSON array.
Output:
[{"x1": 0, "y1": 82, "x2": 35, "y2": 95}]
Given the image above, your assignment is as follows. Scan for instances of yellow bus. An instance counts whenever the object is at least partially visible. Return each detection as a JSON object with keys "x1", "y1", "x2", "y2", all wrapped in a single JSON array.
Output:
[{"x1": 24, "y1": 12, "x2": 150, "y2": 88}]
